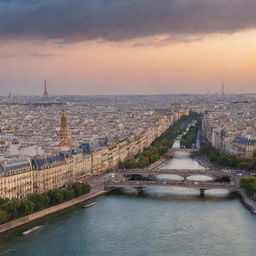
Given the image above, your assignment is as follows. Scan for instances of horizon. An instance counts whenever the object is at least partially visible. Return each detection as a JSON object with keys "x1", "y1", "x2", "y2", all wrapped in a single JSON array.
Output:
[{"x1": 2, "y1": 92, "x2": 256, "y2": 97}]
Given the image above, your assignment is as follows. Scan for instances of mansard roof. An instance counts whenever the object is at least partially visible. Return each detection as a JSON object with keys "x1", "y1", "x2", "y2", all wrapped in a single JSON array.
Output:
[{"x1": 31, "y1": 153, "x2": 65, "y2": 169}]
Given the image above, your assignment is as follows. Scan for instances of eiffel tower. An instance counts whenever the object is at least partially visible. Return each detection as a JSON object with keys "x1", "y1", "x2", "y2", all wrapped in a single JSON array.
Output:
[{"x1": 43, "y1": 80, "x2": 48, "y2": 98}]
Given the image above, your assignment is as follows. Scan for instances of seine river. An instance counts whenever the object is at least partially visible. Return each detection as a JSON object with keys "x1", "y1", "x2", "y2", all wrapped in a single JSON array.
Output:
[{"x1": 1, "y1": 141, "x2": 256, "y2": 256}]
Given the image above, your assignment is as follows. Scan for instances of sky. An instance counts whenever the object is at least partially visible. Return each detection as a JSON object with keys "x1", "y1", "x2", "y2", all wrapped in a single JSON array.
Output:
[{"x1": 0, "y1": 0, "x2": 256, "y2": 95}]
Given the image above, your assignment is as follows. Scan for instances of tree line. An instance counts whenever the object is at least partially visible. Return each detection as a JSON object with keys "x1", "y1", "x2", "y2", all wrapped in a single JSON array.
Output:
[
  {"x1": 240, "y1": 177, "x2": 256, "y2": 198},
  {"x1": 195, "y1": 143, "x2": 256, "y2": 170},
  {"x1": 119, "y1": 111, "x2": 201, "y2": 169},
  {"x1": 0, "y1": 183, "x2": 91, "y2": 224},
  {"x1": 180, "y1": 121, "x2": 201, "y2": 148}
]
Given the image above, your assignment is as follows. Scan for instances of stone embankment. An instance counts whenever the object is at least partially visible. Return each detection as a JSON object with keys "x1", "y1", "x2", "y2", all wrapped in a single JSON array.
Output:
[
  {"x1": 0, "y1": 190, "x2": 109, "y2": 234},
  {"x1": 239, "y1": 189, "x2": 256, "y2": 214},
  {"x1": 147, "y1": 157, "x2": 166, "y2": 171}
]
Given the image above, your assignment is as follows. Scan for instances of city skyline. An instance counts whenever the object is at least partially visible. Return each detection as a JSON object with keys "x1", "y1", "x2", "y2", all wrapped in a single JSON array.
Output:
[
  {"x1": 0, "y1": 0, "x2": 256, "y2": 95},
  {"x1": 1, "y1": 1, "x2": 256, "y2": 254}
]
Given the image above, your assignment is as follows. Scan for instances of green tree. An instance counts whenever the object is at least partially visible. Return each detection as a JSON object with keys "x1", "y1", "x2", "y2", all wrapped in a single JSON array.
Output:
[
  {"x1": 240, "y1": 177, "x2": 256, "y2": 195},
  {"x1": 27, "y1": 194, "x2": 50, "y2": 211},
  {"x1": 0, "y1": 210, "x2": 8, "y2": 224},
  {"x1": 72, "y1": 183, "x2": 84, "y2": 197},
  {"x1": 81, "y1": 183, "x2": 91, "y2": 194},
  {"x1": 63, "y1": 189, "x2": 75, "y2": 201},
  {"x1": 0, "y1": 198, "x2": 8, "y2": 207},
  {"x1": 239, "y1": 161, "x2": 252, "y2": 170},
  {"x1": 19, "y1": 200, "x2": 34, "y2": 217},
  {"x1": 47, "y1": 189, "x2": 65, "y2": 205},
  {"x1": 251, "y1": 150, "x2": 256, "y2": 169},
  {"x1": 1, "y1": 200, "x2": 21, "y2": 220}
]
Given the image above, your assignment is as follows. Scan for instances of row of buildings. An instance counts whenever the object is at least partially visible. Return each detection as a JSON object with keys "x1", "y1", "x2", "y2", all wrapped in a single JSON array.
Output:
[
  {"x1": 202, "y1": 101, "x2": 256, "y2": 159},
  {"x1": 0, "y1": 110, "x2": 187, "y2": 199}
]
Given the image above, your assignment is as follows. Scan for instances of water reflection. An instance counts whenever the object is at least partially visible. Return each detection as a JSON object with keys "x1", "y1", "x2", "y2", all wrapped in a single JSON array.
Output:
[
  {"x1": 186, "y1": 175, "x2": 213, "y2": 181},
  {"x1": 161, "y1": 151, "x2": 205, "y2": 170},
  {"x1": 120, "y1": 186, "x2": 231, "y2": 198},
  {"x1": 0, "y1": 138, "x2": 246, "y2": 256},
  {"x1": 157, "y1": 174, "x2": 184, "y2": 181},
  {"x1": 157, "y1": 139, "x2": 227, "y2": 197},
  {"x1": 157, "y1": 174, "x2": 213, "y2": 181}
]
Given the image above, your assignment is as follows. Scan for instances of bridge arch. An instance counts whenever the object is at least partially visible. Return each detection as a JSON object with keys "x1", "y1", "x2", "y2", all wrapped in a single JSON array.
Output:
[
  {"x1": 157, "y1": 174, "x2": 184, "y2": 181},
  {"x1": 186, "y1": 175, "x2": 214, "y2": 182}
]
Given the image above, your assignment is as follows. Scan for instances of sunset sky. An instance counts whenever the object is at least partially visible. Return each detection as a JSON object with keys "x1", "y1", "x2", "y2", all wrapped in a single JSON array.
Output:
[{"x1": 0, "y1": 0, "x2": 256, "y2": 95}]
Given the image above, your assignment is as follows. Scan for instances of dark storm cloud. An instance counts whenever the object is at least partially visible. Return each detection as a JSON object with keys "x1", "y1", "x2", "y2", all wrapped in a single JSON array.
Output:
[{"x1": 0, "y1": 0, "x2": 256, "y2": 42}]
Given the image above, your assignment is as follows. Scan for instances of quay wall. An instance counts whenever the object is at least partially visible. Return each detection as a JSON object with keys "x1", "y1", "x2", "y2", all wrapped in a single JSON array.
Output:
[{"x1": 239, "y1": 189, "x2": 256, "y2": 214}]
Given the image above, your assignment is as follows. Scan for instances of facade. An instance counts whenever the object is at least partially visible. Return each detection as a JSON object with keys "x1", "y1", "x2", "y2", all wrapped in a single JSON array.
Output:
[
  {"x1": 228, "y1": 137, "x2": 256, "y2": 159},
  {"x1": 0, "y1": 159, "x2": 33, "y2": 199},
  {"x1": 0, "y1": 111, "x2": 187, "y2": 199},
  {"x1": 202, "y1": 110, "x2": 256, "y2": 159}
]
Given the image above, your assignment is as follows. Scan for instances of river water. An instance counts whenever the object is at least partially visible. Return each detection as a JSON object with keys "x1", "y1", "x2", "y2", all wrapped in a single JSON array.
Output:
[{"x1": 1, "y1": 140, "x2": 256, "y2": 256}]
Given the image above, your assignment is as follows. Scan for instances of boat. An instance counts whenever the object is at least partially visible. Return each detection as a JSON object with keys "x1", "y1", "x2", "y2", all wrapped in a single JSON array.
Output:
[
  {"x1": 22, "y1": 225, "x2": 43, "y2": 235},
  {"x1": 82, "y1": 202, "x2": 96, "y2": 208}
]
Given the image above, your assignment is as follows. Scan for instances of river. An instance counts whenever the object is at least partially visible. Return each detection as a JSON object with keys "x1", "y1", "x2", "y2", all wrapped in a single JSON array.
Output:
[{"x1": 1, "y1": 140, "x2": 256, "y2": 256}]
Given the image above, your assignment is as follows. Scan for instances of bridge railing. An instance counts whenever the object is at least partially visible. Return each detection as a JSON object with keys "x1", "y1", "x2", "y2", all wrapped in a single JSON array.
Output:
[
  {"x1": 115, "y1": 168, "x2": 235, "y2": 178},
  {"x1": 104, "y1": 179, "x2": 235, "y2": 188}
]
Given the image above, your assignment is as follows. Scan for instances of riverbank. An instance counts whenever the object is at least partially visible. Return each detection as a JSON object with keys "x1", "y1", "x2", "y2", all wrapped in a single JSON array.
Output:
[
  {"x1": 147, "y1": 157, "x2": 166, "y2": 171},
  {"x1": 0, "y1": 189, "x2": 109, "y2": 234},
  {"x1": 239, "y1": 189, "x2": 256, "y2": 214}
]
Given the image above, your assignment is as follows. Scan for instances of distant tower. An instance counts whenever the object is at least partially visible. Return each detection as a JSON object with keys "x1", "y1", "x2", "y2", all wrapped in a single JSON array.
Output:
[
  {"x1": 8, "y1": 91, "x2": 12, "y2": 100},
  {"x1": 221, "y1": 81, "x2": 225, "y2": 97},
  {"x1": 43, "y1": 80, "x2": 48, "y2": 98},
  {"x1": 59, "y1": 111, "x2": 73, "y2": 147}
]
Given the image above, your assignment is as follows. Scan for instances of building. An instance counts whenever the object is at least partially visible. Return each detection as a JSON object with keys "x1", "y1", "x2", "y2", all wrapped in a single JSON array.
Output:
[{"x1": 0, "y1": 110, "x2": 186, "y2": 199}]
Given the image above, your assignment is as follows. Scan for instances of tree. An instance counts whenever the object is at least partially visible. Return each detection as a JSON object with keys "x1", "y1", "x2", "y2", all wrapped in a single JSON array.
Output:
[
  {"x1": 239, "y1": 161, "x2": 252, "y2": 170},
  {"x1": 0, "y1": 210, "x2": 8, "y2": 224},
  {"x1": 63, "y1": 189, "x2": 75, "y2": 201},
  {"x1": 81, "y1": 183, "x2": 91, "y2": 194},
  {"x1": 240, "y1": 177, "x2": 256, "y2": 195},
  {"x1": 251, "y1": 150, "x2": 256, "y2": 169},
  {"x1": 27, "y1": 194, "x2": 50, "y2": 211},
  {"x1": 0, "y1": 198, "x2": 8, "y2": 206},
  {"x1": 72, "y1": 183, "x2": 84, "y2": 197},
  {"x1": 137, "y1": 156, "x2": 149, "y2": 168},
  {"x1": 19, "y1": 200, "x2": 34, "y2": 217},
  {"x1": 1, "y1": 200, "x2": 21, "y2": 220},
  {"x1": 47, "y1": 189, "x2": 65, "y2": 205}
]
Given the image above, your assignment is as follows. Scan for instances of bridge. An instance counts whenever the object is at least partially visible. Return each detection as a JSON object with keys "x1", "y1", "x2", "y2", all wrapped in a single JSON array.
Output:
[
  {"x1": 115, "y1": 168, "x2": 235, "y2": 180},
  {"x1": 104, "y1": 179, "x2": 236, "y2": 196},
  {"x1": 106, "y1": 168, "x2": 238, "y2": 196},
  {"x1": 169, "y1": 148, "x2": 198, "y2": 152}
]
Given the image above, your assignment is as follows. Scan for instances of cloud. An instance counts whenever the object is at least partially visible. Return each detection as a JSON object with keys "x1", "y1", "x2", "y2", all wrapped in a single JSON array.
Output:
[
  {"x1": 0, "y1": 53, "x2": 67, "y2": 58},
  {"x1": 27, "y1": 53, "x2": 67, "y2": 57},
  {"x1": 0, "y1": 0, "x2": 256, "y2": 43},
  {"x1": 0, "y1": 54, "x2": 16, "y2": 58}
]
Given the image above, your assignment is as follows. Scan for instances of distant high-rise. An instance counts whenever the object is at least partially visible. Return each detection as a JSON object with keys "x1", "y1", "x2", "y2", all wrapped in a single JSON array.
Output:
[
  {"x1": 43, "y1": 80, "x2": 48, "y2": 97},
  {"x1": 221, "y1": 81, "x2": 225, "y2": 97}
]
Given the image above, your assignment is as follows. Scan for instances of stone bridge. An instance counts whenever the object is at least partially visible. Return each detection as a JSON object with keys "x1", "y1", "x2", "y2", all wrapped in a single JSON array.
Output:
[
  {"x1": 108, "y1": 168, "x2": 239, "y2": 196},
  {"x1": 169, "y1": 148, "x2": 198, "y2": 152},
  {"x1": 104, "y1": 179, "x2": 237, "y2": 196},
  {"x1": 115, "y1": 168, "x2": 235, "y2": 180}
]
